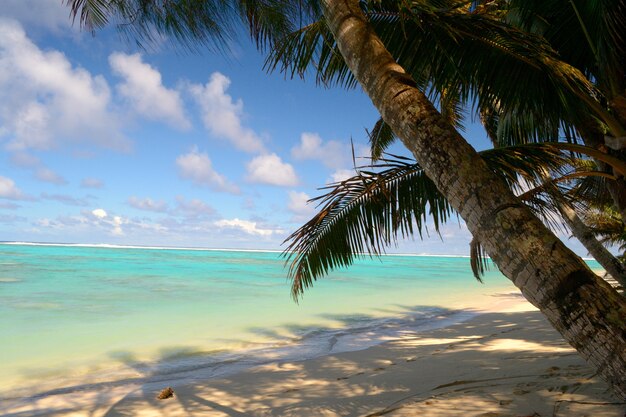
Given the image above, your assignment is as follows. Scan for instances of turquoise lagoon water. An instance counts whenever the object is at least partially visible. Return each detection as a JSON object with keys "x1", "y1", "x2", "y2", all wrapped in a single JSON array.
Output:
[{"x1": 0, "y1": 243, "x2": 598, "y2": 399}]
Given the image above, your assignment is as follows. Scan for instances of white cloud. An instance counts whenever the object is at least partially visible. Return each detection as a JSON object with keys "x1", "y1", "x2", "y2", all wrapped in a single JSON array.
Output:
[
  {"x1": 109, "y1": 53, "x2": 190, "y2": 129},
  {"x1": 112, "y1": 216, "x2": 125, "y2": 236},
  {"x1": 291, "y1": 132, "x2": 348, "y2": 169},
  {"x1": 0, "y1": 19, "x2": 128, "y2": 151},
  {"x1": 246, "y1": 153, "x2": 298, "y2": 187},
  {"x1": 287, "y1": 191, "x2": 316, "y2": 221},
  {"x1": 0, "y1": 176, "x2": 28, "y2": 200},
  {"x1": 329, "y1": 168, "x2": 355, "y2": 183},
  {"x1": 86, "y1": 208, "x2": 127, "y2": 235},
  {"x1": 189, "y1": 72, "x2": 264, "y2": 153},
  {"x1": 1, "y1": 0, "x2": 73, "y2": 33},
  {"x1": 128, "y1": 196, "x2": 169, "y2": 213},
  {"x1": 215, "y1": 218, "x2": 281, "y2": 236},
  {"x1": 92, "y1": 208, "x2": 107, "y2": 219},
  {"x1": 176, "y1": 147, "x2": 239, "y2": 193},
  {"x1": 81, "y1": 178, "x2": 104, "y2": 189}
]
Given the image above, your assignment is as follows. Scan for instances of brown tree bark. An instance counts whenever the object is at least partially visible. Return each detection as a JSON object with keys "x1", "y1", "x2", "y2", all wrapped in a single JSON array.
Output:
[{"x1": 321, "y1": 0, "x2": 626, "y2": 397}]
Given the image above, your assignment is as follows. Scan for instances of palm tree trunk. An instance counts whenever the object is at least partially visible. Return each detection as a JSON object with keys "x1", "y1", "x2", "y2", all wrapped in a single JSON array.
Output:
[
  {"x1": 559, "y1": 203, "x2": 626, "y2": 290},
  {"x1": 321, "y1": 0, "x2": 626, "y2": 397}
]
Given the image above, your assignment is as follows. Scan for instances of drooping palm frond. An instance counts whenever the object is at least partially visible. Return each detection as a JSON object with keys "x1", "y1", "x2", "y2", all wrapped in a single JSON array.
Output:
[
  {"x1": 283, "y1": 156, "x2": 453, "y2": 300},
  {"x1": 266, "y1": 0, "x2": 620, "y2": 144},
  {"x1": 469, "y1": 237, "x2": 489, "y2": 282},
  {"x1": 65, "y1": 0, "x2": 317, "y2": 51},
  {"x1": 283, "y1": 143, "x2": 578, "y2": 298},
  {"x1": 365, "y1": 1, "x2": 616, "y2": 135},
  {"x1": 264, "y1": 18, "x2": 358, "y2": 87}
]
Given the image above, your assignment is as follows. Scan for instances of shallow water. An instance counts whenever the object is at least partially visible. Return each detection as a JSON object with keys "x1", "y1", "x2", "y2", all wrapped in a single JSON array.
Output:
[{"x1": 0, "y1": 243, "x2": 598, "y2": 399}]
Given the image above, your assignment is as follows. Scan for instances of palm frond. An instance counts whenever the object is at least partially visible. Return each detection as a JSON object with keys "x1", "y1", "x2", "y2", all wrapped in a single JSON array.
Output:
[
  {"x1": 283, "y1": 143, "x2": 579, "y2": 298},
  {"x1": 480, "y1": 143, "x2": 572, "y2": 193},
  {"x1": 364, "y1": 1, "x2": 607, "y2": 132},
  {"x1": 264, "y1": 18, "x2": 358, "y2": 87},
  {"x1": 508, "y1": 0, "x2": 626, "y2": 97},
  {"x1": 66, "y1": 0, "x2": 315, "y2": 52},
  {"x1": 367, "y1": 118, "x2": 397, "y2": 161},
  {"x1": 469, "y1": 237, "x2": 488, "y2": 282},
  {"x1": 283, "y1": 156, "x2": 453, "y2": 300},
  {"x1": 581, "y1": 206, "x2": 626, "y2": 250}
]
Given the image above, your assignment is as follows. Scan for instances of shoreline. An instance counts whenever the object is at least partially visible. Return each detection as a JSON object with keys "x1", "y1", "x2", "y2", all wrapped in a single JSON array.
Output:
[
  {"x1": 3, "y1": 293, "x2": 623, "y2": 416},
  {"x1": 0, "y1": 242, "x2": 601, "y2": 260},
  {"x1": 1, "y1": 297, "x2": 495, "y2": 402}
]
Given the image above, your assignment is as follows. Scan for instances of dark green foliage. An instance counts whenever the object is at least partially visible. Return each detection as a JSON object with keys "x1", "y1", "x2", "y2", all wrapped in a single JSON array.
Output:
[{"x1": 66, "y1": 0, "x2": 319, "y2": 51}]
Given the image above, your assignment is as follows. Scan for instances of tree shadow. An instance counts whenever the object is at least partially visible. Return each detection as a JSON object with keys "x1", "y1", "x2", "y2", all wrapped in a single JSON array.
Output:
[{"x1": 2, "y1": 310, "x2": 624, "y2": 417}]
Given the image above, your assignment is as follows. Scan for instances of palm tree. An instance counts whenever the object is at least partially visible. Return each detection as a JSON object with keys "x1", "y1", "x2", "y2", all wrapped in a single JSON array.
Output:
[
  {"x1": 269, "y1": 0, "x2": 626, "y2": 218},
  {"x1": 297, "y1": 0, "x2": 626, "y2": 287},
  {"x1": 317, "y1": 0, "x2": 625, "y2": 395},
  {"x1": 65, "y1": 0, "x2": 626, "y2": 396},
  {"x1": 368, "y1": 112, "x2": 626, "y2": 286}
]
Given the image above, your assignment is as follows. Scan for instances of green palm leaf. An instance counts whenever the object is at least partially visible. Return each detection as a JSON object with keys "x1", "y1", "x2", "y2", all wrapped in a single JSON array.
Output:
[{"x1": 284, "y1": 143, "x2": 576, "y2": 298}]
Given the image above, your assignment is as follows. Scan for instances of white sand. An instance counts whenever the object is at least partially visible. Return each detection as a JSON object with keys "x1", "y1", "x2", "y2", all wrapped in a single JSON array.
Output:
[{"x1": 2, "y1": 295, "x2": 624, "y2": 417}]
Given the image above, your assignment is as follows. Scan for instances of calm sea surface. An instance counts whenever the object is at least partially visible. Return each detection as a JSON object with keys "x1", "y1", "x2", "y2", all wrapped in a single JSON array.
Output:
[{"x1": 0, "y1": 243, "x2": 598, "y2": 399}]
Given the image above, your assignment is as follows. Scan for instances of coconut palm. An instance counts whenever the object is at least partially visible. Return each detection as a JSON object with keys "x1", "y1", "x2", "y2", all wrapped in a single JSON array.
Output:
[
  {"x1": 268, "y1": 0, "x2": 626, "y2": 218},
  {"x1": 317, "y1": 0, "x2": 626, "y2": 285},
  {"x1": 65, "y1": 0, "x2": 626, "y2": 396}
]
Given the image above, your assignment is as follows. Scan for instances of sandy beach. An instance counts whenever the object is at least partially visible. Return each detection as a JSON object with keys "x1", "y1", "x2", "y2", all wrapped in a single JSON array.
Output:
[{"x1": 3, "y1": 294, "x2": 624, "y2": 417}]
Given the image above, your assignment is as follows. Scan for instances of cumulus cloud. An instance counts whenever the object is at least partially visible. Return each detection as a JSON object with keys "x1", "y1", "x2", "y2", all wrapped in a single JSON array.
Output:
[
  {"x1": 287, "y1": 191, "x2": 316, "y2": 221},
  {"x1": 215, "y1": 218, "x2": 281, "y2": 236},
  {"x1": 128, "y1": 196, "x2": 169, "y2": 213},
  {"x1": 189, "y1": 72, "x2": 264, "y2": 153},
  {"x1": 1, "y1": 0, "x2": 73, "y2": 33},
  {"x1": 246, "y1": 153, "x2": 298, "y2": 187},
  {"x1": 109, "y1": 53, "x2": 190, "y2": 129},
  {"x1": 0, "y1": 19, "x2": 128, "y2": 151},
  {"x1": 176, "y1": 147, "x2": 239, "y2": 193},
  {"x1": 81, "y1": 178, "x2": 104, "y2": 189},
  {"x1": 92, "y1": 208, "x2": 107, "y2": 219},
  {"x1": 291, "y1": 132, "x2": 348, "y2": 169},
  {"x1": 111, "y1": 216, "x2": 125, "y2": 236},
  {"x1": 0, "y1": 176, "x2": 29, "y2": 200},
  {"x1": 85, "y1": 208, "x2": 126, "y2": 235}
]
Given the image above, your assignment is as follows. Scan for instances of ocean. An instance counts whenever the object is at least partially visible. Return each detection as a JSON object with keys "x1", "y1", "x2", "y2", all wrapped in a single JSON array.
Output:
[{"x1": 0, "y1": 242, "x2": 597, "y2": 401}]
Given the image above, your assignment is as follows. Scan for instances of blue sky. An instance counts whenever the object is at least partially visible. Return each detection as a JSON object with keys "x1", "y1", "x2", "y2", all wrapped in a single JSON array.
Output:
[{"x1": 0, "y1": 1, "x2": 590, "y2": 255}]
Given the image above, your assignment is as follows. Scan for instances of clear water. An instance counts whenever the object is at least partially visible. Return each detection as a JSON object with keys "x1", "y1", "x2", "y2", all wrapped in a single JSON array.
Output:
[{"x1": 0, "y1": 243, "x2": 597, "y2": 399}]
